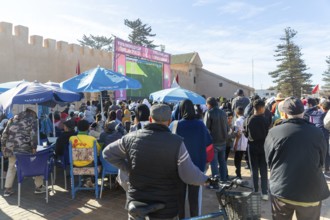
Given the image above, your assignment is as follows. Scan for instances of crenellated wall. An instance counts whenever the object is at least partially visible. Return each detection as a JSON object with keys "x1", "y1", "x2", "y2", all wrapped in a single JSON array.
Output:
[{"x1": 0, "y1": 21, "x2": 113, "y2": 85}]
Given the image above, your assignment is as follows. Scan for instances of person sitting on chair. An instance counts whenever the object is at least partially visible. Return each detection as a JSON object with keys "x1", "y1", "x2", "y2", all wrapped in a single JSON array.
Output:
[
  {"x1": 1, "y1": 108, "x2": 45, "y2": 196},
  {"x1": 55, "y1": 120, "x2": 76, "y2": 157},
  {"x1": 69, "y1": 120, "x2": 101, "y2": 187}
]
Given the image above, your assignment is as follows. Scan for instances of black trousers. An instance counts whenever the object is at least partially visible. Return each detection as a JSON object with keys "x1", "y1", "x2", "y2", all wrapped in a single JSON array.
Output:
[
  {"x1": 271, "y1": 196, "x2": 321, "y2": 220},
  {"x1": 225, "y1": 145, "x2": 231, "y2": 161},
  {"x1": 178, "y1": 182, "x2": 200, "y2": 219},
  {"x1": 325, "y1": 140, "x2": 330, "y2": 171},
  {"x1": 248, "y1": 145, "x2": 268, "y2": 194},
  {"x1": 234, "y1": 151, "x2": 244, "y2": 178},
  {"x1": 245, "y1": 145, "x2": 250, "y2": 168}
]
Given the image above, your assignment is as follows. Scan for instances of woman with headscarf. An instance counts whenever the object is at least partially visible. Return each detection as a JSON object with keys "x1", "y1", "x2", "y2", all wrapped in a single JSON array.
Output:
[{"x1": 169, "y1": 99, "x2": 212, "y2": 219}]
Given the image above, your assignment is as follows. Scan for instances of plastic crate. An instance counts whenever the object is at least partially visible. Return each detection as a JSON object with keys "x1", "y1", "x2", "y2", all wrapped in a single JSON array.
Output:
[{"x1": 216, "y1": 191, "x2": 261, "y2": 220}]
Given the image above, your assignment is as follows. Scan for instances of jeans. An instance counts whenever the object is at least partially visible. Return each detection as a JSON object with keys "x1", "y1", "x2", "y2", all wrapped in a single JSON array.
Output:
[
  {"x1": 178, "y1": 182, "x2": 200, "y2": 219},
  {"x1": 210, "y1": 144, "x2": 228, "y2": 181},
  {"x1": 248, "y1": 144, "x2": 268, "y2": 194},
  {"x1": 5, "y1": 156, "x2": 43, "y2": 189}
]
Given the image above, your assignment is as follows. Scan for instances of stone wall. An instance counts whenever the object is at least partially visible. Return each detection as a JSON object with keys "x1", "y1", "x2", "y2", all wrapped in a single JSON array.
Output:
[{"x1": 0, "y1": 21, "x2": 113, "y2": 86}]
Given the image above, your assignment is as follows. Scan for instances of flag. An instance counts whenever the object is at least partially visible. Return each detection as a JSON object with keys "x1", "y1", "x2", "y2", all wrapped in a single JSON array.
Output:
[
  {"x1": 171, "y1": 74, "x2": 180, "y2": 88},
  {"x1": 76, "y1": 61, "x2": 81, "y2": 75},
  {"x1": 311, "y1": 84, "x2": 319, "y2": 94}
]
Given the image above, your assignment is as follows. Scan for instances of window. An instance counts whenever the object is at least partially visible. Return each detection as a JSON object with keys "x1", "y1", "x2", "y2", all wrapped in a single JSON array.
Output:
[
  {"x1": 265, "y1": 93, "x2": 269, "y2": 96},
  {"x1": 219, "y1": 83, "x2": 223, "y2": 87},
  {"x1": 194, "y1": 77, "x2": 196, "y2": 84}
]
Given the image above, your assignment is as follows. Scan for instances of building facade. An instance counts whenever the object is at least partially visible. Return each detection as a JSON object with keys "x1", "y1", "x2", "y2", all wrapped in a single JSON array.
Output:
[{"x1": 171, "y1": 53, "x2": 254, "y2": 99}]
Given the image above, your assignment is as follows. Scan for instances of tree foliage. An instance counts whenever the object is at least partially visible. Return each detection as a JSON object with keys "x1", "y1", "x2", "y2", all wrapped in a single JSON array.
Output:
[
  {"x1": 78, "y1": 34, "x2": 113, "y2": 51},
  {"x1": 124, "y1": 18, "x2": 156, "y2": 48},
  {"x1": 269, "y1": 27, "x2": 312, "y2": 97},
  {"x1": 322, "y1": 56, "x2": 330, "y2": 92}
]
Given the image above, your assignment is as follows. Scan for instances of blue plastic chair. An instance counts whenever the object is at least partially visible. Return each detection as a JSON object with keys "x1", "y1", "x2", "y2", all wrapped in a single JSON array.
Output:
[
  {"x1": 68, "y1": 140, "x2": 100, "y2": 199},
  {"x1": 99, "y1": 152, "x2": 118, "y2": 198},
  {"x1": 54, "y1": 144, "x2": 70, "y2": 190},
  {"x1": 15, "y1": 149, "x2": 54, "y2": 206}
]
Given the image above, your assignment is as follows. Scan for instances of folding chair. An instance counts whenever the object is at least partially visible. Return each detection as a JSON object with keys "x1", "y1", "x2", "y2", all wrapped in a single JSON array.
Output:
[
  {"x1": 54, "y1": 144, "x2": 70, "y2": 190},
  {"x1": 15, "y1": 149, "x2": 54, "y2": 206},
  {"x1": 99, "y1": 153, "x2": 118, "y2": 198},
  {"x1": 68, "y1": 140, "x2": 100, "y2": 199}
]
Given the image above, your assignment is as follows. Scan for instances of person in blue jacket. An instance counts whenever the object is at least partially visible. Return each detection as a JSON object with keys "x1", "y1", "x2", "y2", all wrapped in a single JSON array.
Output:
[{"x1": 169, "y1": 99, "x2": 212, "y2": 219}]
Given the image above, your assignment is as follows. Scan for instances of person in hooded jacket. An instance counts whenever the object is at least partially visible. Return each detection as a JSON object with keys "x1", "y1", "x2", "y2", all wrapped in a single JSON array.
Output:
[
  {"x1": 232, "y1": 89, "x2": 250, "y2": 113},
  {"x1": 169, "y1": 99, "x2": 212, "y2": 219},
  {"x1": 265, "y1": 97, "x2": 330, "y2": 220}
]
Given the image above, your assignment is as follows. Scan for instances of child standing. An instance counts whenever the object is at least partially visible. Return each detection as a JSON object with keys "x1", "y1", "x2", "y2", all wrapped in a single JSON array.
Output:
[{"x1": 233, "y1": 107, "x2": 248, "y2": 179}]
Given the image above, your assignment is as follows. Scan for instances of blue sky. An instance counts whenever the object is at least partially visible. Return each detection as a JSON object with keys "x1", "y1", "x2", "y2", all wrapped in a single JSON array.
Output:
[{"x1": 1, "y1": 0, "x2": 330, "y2": 89}]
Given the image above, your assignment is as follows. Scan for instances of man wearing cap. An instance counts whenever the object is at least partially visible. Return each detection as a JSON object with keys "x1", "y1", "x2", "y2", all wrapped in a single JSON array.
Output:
[
  {"x1": 231, "y1": 89, "x2": 250, "y2": 113},
  {"x1": 265, "y1": 97, "x2": 330, "y2": 220},
  {"x1": 103, "y1": 104, "x2": 210, "y2": 220}
]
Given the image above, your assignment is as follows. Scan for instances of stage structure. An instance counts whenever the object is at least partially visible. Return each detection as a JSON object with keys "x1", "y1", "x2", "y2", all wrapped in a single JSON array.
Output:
[{"x1": 113, "y1": 38, "x2": 171, "y2": 100}]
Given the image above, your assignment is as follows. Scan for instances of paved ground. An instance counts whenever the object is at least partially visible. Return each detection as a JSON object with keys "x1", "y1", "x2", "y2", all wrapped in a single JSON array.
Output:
[{"x1": 0, "y1": 154, "x2": 329, "y2": 220}]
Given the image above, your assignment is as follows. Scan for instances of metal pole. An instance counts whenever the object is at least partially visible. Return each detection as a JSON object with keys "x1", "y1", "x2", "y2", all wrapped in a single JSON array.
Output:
[
  {"x1": 36, "y1": 103, "x2": 40, "y2": 145},
  {"x1": 100, "y1": 92, "x2": 105, "y2": 121},
  {"x1": 52, "y1": 108, "x2": 56, "y2": 137}
]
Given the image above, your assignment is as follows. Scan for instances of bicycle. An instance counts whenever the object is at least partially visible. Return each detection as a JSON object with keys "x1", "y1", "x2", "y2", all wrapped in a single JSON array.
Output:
[
  {"x1": 184, "y1": 178, "x2": 261, "y2": 220},
  {"x1": 128, "y1": 178, "x2": 261, "y2": 220}
]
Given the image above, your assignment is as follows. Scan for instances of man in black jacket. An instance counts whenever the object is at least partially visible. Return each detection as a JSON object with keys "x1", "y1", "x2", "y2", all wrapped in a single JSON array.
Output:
[
  {"x1": 244, "y1": 99, "x2": 269, "y2": 201},
  {"x1": 104, "y1": 104, "x2": 210, "y2": 219},
  {"x1": 265, "y1": 97, "x2": 330, "y2": 220}
]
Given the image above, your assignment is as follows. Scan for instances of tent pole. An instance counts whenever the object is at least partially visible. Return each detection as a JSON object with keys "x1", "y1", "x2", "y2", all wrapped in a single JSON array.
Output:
[
  {"x1": 52, "y1": 108, "x2": 56, "y2": 137},
  {"x1": 100, "y1": 92, "x2": 105, "y2": 121},
  {"x1": 36, "y1": 103, "x2": 40, "y2": 145}
]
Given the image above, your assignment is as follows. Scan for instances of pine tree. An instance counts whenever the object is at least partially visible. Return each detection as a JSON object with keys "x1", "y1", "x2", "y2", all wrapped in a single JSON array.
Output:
[
  {"x1": 269, "y1": 27, "x2": 312, "y2": 97},
  {"x1": 322, "y1": 56, "x2": 330, "y2": 92},
  {"x1": 78, "y1": 34, "x2": 113, "y2": 52},
  {"x1": 124, "y1": 18, "x2": 156, "y2": 48}
]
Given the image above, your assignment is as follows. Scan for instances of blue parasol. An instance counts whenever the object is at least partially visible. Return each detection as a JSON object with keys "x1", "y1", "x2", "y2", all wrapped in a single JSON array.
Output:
[
  {"x1": 60, "y1": 66, "x2": 141, "y2": 92},
  {"x1": 149, "y1": 87, "x2": 206, "y2": 105},
  {"x1": 61, "y1": 66, "x2": 141, "y2": 120},
  {"x1": 0, "y1": 80, "x2": 28, "y2": 93}
]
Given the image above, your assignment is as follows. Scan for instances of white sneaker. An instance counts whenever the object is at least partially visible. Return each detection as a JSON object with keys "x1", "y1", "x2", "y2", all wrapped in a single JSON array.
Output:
[
  {"x1": 34, "y1": 185, "x2": 47, "y2": 194},
  {"x1": 262, "y1": 194, "x2": 269, "y2": 201}
]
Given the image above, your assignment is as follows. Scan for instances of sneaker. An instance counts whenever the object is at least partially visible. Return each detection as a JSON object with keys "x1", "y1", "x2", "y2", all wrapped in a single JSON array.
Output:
[
  {"x1": 34, "y1": 185, "x2": 47, "y2": 194},
  {"x1": 83, "y1": 180, "x2": 95, "y2": 188},
  {"x1": 244, "y1": 165, "x2": 250, "y2": 170},
  {"x1": 262, "y1": 194, "x2": 269, "y2": 201},
  {"x1": 4, "y1": 189, "x2": 14, "y2": 197}
]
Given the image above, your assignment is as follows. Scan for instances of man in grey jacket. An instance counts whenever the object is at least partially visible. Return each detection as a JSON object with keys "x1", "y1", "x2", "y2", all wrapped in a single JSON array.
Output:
[
  {"x1": 232, "y1": 89, "x2": 250, "y2": 113},
  {"x1": 103, "y1": 104, "x2": 210, "y2": 220},
  {"x1": 204, "y1": 97, "x2": 229, "y2": 181}
]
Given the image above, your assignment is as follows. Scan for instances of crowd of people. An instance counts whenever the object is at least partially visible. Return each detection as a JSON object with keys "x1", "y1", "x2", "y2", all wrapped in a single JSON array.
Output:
[{"x1": 0, "y1": 89, "x2": 330, "y2": 220}]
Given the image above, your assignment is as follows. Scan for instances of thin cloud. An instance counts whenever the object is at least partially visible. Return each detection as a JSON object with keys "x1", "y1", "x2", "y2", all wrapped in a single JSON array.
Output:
[
  {"x1": 217, "y1": 1, "x2": 266, "y2": 20},
  {"x1": 192, "y1": 0, "x2": 216, "y2": 7}
]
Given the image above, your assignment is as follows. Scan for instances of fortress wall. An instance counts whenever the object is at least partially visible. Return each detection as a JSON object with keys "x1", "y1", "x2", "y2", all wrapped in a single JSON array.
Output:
[{"x1": 0, "y1": 21, "x2": 113, "y2": 85}]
